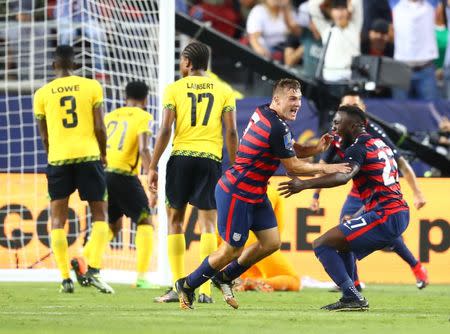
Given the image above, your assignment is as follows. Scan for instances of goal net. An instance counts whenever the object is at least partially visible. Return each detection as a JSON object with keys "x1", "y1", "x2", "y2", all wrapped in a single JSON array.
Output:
[{"x1": 0, "y1": 0, "x2": 174, "y2": 285}]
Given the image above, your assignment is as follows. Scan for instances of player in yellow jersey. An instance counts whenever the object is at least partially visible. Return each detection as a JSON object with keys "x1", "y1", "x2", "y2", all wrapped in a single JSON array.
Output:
[
  {"x1": 34, "y1": 45, "x2": 113, "y2": 293},
  {"x1": 99, "y1": 81, "x2": 155, "y2": 288},
  {"x1": 235, "y1": 183, "x2": 300, "y2": 292},
  {"x1": 149, "y1": 42, "x2": 239, "y2": 303}
]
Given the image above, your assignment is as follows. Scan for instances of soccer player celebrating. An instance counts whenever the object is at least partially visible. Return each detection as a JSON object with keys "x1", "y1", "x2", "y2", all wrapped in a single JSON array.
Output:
[
  {"x1": 279, "y1": 105, "x2": 411, "y2": 311},
  {"x1": 173, "y1": 79, "x2": 351, "y2": 310},
  {"x1": 148, "y1": 42, "x2": 239, "y2": 304},
  {"x1": 91, "y1": 81, "x2": 155, "y2": 288},
  {"x1": 34, "y1": 45, "x2": 113, "y2": 293},
  {"x1": 310, "y1": 92, "x2": 428, "y2": 290}
]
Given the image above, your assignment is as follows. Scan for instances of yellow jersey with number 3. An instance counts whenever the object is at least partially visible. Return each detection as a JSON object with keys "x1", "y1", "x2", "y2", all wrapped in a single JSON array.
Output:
[
  {"x1": 33, "y1": 75, "x2": 103, "y2": 165},
  {"x1": 104, "y1": 107, "x2": 153, "y2": 175},
  {"x1": 163, "y1": 75, "x2": 236, "y2": 161}
]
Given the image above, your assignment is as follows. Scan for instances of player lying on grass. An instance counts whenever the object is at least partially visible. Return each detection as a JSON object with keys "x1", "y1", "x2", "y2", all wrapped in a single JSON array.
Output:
[
  {"x1": 234, "y1": 184, "x2": 300, "y2": 292},
  {"x1": 173, "y1": 78, "x2": 351, "y2": 310},
  {"x1": 279, "y1": 105, "x2": 411, "y2": 311}
]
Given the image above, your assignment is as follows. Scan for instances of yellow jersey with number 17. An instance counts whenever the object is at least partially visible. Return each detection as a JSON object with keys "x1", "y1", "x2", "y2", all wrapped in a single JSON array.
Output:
[
  {"x1": 33, "y1": 75, "x2": 103, "y2": 165},
  {"x1": 104, "y1": 107, "x2": 153, "y2": 176},
  {"x1": 162, "y1": 75, "x2": 236, "y2": 162}
]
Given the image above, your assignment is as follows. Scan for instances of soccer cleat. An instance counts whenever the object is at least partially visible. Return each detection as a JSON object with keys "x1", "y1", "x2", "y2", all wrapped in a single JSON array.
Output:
[
  {"x1": 412, "y1": 262, "x2": 429, "y2": 289},
  {"x1": 153, "y1": 287, "x2": 179, "y2": 303},
  {"x1": 321, "y1": 297, "x2": 369, "y2": 312},
  {"x1": 175, "y1": 278, "x2": 195, "y2": 310},
  {"x1": 86, "y1": 269, "x2": 115, "y2": 294},
  {"x1": 135, "y1": 278, "x2": 157, "y2": 289},
  {"x1": 70, "y1": 257, "x2": 90, "y2": 287},
  {"x1": 198, "y1": 293, "x2": 214, "y2": 303},
  {"x1": 59, "y1": 278, "x2": 74, "y2": 293},
  {"x1": 211, "y1": 275, "x2": 239, "y2": 309}
]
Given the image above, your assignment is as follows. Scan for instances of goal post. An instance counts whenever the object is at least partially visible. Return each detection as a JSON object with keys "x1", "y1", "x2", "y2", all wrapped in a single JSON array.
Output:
[{"x1": 0, "y1": 0, "x2": 174, "y2": 285}]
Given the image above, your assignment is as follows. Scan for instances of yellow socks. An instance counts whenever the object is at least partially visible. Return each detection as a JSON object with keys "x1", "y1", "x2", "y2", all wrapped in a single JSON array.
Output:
[
  {"x1": 85, "y1": 221, "x2": 109, "y2": 269},
  {"x1": 136, "y1": 224, "x2": 154, "y2": 278},
  {"x1": 83, "y1": 227, "x2": 114, "y2": 264},
  {"x1": 50, "y1": 229, "x2": 70, "y2": 279},
  {"x1": 168, "y1": 234, "x2": 185, "y2": 287},
  {"x1": 199, "y1": 233, "x2": 217, "y2": 296}
]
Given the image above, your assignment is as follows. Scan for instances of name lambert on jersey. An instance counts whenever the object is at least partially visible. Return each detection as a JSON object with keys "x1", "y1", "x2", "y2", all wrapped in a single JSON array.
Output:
[
  {"x1": 51, "y1": 85, "x2": 80, "y2": 94},
  {"x1": 186, "y1": 82, "x2": 214, "y2": 90}
]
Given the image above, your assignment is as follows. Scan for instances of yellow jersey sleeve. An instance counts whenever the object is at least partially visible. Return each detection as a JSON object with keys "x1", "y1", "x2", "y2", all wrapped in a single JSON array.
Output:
[
  {"x1": 33, "y1": 88, "x2": 45, "y2": 120},
  {"x1": 162, "y1": 84, "x2": 176, "y2": 112},
  {"x1": 91, "y1": 80, "x2": 104, "y2": 108},
  {"x1": 222, "y1": 88, "x2": 236, "y2": 114},
  {"x1": 137, "y1": 113, "x2": 153, "y2": 135}
]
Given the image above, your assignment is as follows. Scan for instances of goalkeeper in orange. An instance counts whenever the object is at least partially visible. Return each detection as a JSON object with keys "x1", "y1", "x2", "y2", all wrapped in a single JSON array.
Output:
[{"x1": 233, "y1": 183, "x2": 300, "y2": 292}]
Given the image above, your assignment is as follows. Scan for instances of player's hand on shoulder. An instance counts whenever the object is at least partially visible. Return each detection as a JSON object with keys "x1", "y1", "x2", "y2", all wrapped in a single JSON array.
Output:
[
  {"x1": 323, "y1": 162, "x2": 351, "y2": 174},
  {"x1": 413, "y1": 191, "x2": 426, "y2": 210},
  {"x1": 147, "y1": 169, "x2": 158, "y2": 193},
  {"x1": 317, "y1": 133, "x2": 333, "y2": 153},
  {"x1": 278, "y1": 177, "x2": 304, "y2": 198}
]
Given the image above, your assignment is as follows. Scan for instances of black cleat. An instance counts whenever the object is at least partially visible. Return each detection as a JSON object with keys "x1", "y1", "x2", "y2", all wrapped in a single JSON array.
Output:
[
  {"x1": 86, "y1": 269, "x2": 114, "y2": 294},
  {"x1": 198, "y1": 293, "x2": 214, "y2": 303},
  {"x1": 175, "y1": 278, "x2": 195, "y2": 310},
  {"x1": 59, "y1": 278, "x2": 74, "y2": 293},
  {"x1": 211, "y1": 275, "x2": 238, "y2": 309},
  {"x1": 321, "y1": 297, "x2": 369, "y2": 312},
  {"x1": 153, "y1": 287, "x2": 179, "y2": 303},
  {"x1": 70, "y1": 257, "x2": 90, "y2": 287}
]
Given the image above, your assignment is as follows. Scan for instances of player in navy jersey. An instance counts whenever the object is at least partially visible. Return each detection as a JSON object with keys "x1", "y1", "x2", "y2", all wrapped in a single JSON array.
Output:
[
  {"x1": 173, "y1": 79, "x2": 351, "y2": 310},
  {"x1": 311, "y1": 92, "x2": 428, "y2": 290},
  {"x1": 279, "y1": 104, "x2": 411, "y2": 311}
]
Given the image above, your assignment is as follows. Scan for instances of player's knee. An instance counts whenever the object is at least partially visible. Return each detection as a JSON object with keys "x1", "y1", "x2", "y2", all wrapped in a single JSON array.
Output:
[{"x1": 168, "y1": 220, "x2": 183, "y2": 234}]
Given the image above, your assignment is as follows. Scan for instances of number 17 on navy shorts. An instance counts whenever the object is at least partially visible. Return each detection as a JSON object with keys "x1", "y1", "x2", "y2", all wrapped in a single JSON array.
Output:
[{"x1": 215, "y1": 183, "x2": 278, "y2": 247}]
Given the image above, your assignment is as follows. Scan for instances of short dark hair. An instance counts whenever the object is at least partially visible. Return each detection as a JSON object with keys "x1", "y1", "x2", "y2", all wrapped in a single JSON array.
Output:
[
  {"x1": 55, "y1": 45, "x2": 75, "y2": 69},
  {"x1": 181, "y1": 42, "x2": 210, "y2": 71},
  {"x1": 330, "y1": 0, "x2": 348, "y2": 9},
  {"x1": 337, "y1": 104, "x2": 367, "y2": 123},
  {"x1": 272, "y1": 78, "x2": 301, "y2": 96},
  {"x1": 370, "y1": 19, "x2": 389, "y2": 34},
  {"x1": 125, "y1": 81, "x2": 149, "y2": 100}
]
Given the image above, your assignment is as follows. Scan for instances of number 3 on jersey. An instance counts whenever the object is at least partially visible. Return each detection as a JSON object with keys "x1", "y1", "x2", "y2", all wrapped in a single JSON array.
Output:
[
  {"x1": 187, "y1": 92, "x2": 214, "y2": 126},
  {"x1": 60, "y1": 96, "x2": 77, "y2": 128},
  {"x1": 378, "y1": 149, "x2": 399, "y2": 186}
]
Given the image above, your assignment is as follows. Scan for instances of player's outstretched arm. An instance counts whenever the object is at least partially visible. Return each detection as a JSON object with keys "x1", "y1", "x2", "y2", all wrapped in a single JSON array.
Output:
[
  {"x1": 397, "y1": 156, "x2": 426, "y2": 209},
  {"x1": 37, "y1": 118, "x2": 49, "y2": 155},
  {"x1": 293, "y1": 133, "x2": 333, "y2": 158},
  {"x1": 148, "y1": 107, "x2": 175, "y2": 192},
  {"x1": 278, "y1": 163, "x2": 360, "y2": 198},
  {"x1": 281, "y1": 156, "x2": 351, "y2": 176},
  {"x1": 93, "y1": 104, "x2": 107, "y2": 165}
]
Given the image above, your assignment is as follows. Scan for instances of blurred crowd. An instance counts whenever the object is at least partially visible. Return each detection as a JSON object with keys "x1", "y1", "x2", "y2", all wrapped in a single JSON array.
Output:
[
  {"x1": 183, "y1": 0, "x2": 450, "y2": 101},
  {"x1": 3, "y1": 0, "x2": 450, "y2": 101}
]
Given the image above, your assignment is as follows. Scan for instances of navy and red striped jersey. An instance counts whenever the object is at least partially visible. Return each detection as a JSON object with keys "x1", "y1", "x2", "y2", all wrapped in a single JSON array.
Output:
[
  {"x1": 343, "y1": 133, "x2": 408, "y2": 213},
  {"x1": 322, "y1": 122, "x2": 401, "y2": 198},
  {"x1": 219, "y1": 104, "x2": 295, "y2": 203}
]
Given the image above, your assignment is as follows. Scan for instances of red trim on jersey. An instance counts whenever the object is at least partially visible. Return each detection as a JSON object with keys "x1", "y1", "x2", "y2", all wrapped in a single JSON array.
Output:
[
  {"x1": 237, "y1": 181, "x2": 266, "y2": 195},
  {"x1": 218, "y1": 179, "x2": 230, "y2": 193},
  {"x1": 225, "y1": 170, "x2": 237, "y2": 184},
  {"x1": 346, "y1": 215, "x2": 388, "y2": 241},
  {"x1": 251, "y1": 123, "x2": 270, "y2": 139},
  {"x1": 225, "y1": 197, "x2": 237, "y2": 243},
  {"x1": 382, "y1": 206, "x2": 409, "y2": 215},
  {"x1": 256, "y1": 109, "x2": 271, "y2": 128},
  {"x1": 244, "y1": 171, "x2": 268, "y2": 182},
  {"x1": 240, "y1": 144, "x2": 260, "y2": 155},
  {"x1": 245, "y1": 133, "x2": 270, "y2": 148}
]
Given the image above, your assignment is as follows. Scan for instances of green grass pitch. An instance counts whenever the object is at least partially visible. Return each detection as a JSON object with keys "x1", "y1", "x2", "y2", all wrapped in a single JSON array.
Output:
[{"x1": 0, "y1": 283, "x2": 449, "y2": 334}]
